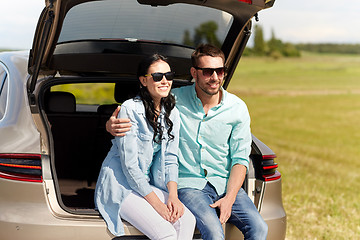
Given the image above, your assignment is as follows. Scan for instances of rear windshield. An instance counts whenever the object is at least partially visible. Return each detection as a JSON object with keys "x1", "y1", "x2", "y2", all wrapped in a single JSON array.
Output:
[{"x1": 58, "y1": 0, "x2": 233, "y2": 48}]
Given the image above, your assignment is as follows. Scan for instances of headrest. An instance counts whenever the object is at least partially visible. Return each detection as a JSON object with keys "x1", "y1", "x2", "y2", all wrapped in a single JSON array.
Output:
[
  {"x1": 46, "y1": 92, "x2": 76, "y2": 113},
  {"x1": 97, "y1": 104, "x2": 119, "y2": 116},
  {"x1": 114, "y1": 82, "x2": 139, "y2": 103}
]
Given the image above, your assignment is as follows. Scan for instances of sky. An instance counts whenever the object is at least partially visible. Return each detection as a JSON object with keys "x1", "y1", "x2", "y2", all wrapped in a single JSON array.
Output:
[{"x1": 1, "y1": 0, "x2": 360, "y2": 50}]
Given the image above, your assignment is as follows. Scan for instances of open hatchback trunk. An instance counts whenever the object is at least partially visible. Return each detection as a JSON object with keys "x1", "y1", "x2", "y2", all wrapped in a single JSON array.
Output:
[{"x1": 21, "y1": 0, "x2": 285, "y2": 238}]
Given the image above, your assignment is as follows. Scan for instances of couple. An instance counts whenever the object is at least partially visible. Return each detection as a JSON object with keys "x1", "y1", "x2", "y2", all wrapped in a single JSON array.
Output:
[{"x1": 94, "y1": 44, "x2": 268, "y2": 240}]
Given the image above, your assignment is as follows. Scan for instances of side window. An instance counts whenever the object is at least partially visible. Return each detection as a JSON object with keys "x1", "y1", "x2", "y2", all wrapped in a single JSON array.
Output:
[{"x1": 0, "y1": 62, "x2": 9, "y2": 120}]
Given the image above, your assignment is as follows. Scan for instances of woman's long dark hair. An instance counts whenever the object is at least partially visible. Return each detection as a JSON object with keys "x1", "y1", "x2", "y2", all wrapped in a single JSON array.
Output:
[{"x1": 137, "y1": 54, "x2": 176, "y2": 143}]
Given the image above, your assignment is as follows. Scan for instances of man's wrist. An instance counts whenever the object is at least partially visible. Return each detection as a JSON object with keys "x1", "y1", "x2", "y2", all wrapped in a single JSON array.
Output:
[{"x1": 223, "y1": 193, "x2": 237, "y2": 204}]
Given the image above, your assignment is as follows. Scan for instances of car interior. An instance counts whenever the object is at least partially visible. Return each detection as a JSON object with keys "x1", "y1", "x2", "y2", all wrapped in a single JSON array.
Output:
[
  {"x1": 42, "y1": 79, "x2": 192, "y2": 211},
  {"x1": 43, "y1": 81, "x2": 139, "y2": 210}
]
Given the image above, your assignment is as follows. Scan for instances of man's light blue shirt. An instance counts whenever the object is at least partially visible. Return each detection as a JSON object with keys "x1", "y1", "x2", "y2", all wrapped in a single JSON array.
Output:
[{"x1": 172, "y1": 84, "x2": 251, "y2": 195}]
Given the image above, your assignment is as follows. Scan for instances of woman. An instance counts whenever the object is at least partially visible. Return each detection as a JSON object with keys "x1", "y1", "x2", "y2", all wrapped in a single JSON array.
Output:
[{"x1": 94, "y1": 54, "x2": 195, "y2": 239}]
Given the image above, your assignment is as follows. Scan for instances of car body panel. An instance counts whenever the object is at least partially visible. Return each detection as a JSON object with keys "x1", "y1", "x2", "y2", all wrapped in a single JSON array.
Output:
[
  {"x1": 0, "y1": 177, "x2": 152, "y2": 240},
  {"x1": 260, "y1": 179, "x2": 287, "y2": 240},
  {"x1": 0, "y1": 52, "x2": 40, "y2": 154}
]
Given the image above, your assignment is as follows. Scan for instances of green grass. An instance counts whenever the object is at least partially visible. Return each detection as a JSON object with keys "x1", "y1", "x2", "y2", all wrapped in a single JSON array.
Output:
[
  {"x1": 228, "y1": 53, "x2": 360, "y2": 239},
  {"x1": 52, "y1": 83, "x2": 116, "y2": 104}
]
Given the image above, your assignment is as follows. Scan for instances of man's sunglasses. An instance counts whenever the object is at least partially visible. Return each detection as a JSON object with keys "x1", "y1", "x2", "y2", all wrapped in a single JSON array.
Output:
[
  {"x1": 145, "y1": 72, "x2": 175, "y2": 82},
  {"x1": 194, "y1": 66, "x2": 226, "y2": 77}
]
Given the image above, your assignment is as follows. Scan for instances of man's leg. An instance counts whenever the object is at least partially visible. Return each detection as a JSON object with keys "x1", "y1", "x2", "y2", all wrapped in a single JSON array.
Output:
[
  {"x1": 227, "y1": 188, "x2": 268, "y2": 240},
  {"x1": 178, "y1": 183, "x2": 224, "y2": 240}
]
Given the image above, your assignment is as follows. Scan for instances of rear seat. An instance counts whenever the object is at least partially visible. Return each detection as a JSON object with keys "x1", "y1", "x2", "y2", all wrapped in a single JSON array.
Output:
[
  {"x1": 46, "y1": 91, "x2": 99, "y2": 182},
  {"x1": 93, "y1": 82, "x2": 140, "y2": 182},
  {"x1": 46, "y1": 82, "x2": 140, "y2": 185}
]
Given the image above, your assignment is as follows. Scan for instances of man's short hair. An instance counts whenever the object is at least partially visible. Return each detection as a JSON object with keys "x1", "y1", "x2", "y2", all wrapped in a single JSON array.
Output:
[{"x1": 191, "y1": 44, "x2": 225, "y2": 67}]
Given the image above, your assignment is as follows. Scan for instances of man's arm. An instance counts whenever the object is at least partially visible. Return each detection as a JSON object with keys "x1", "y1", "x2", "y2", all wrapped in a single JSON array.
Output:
[
  {"x1": 210, "y1": 99, "x2": 252, "y2": 223},
  {"x1": 210, "y1": 164, "x2": 246, "y2": 224},
  {"x1": 106, "y1": 106, "x2": 132, "y2": 136}
]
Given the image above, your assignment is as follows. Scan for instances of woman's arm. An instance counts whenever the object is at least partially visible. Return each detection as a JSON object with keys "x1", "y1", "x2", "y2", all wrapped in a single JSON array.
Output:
[
  {"x1": 164, "y1": 108, "x2": 180, "y2": 185},
  {"x1": 117, "y1": 104, "x2": 153, "y2": 197},
  {"x1": 166, "y1": 181, "x2": 184, "y2": 223},
  {"x1": 118, "y1": 103, "x2": 174, "y2": 222},
  {"x1": 164, "y1": 109, "x2": 183, "y2": 222},
  {"x1": 144, "y1": 191, "x2": 172, "y2": 222}
]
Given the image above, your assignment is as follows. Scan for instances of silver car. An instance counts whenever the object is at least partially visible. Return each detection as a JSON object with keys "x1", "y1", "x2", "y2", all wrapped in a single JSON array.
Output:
[{"x1": 0, "y1": 0, "x2": 286, "y2": 239}]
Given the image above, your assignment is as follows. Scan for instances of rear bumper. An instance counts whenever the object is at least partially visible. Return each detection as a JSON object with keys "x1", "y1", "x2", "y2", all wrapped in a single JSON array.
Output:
[
  {"x1": 0, "y1": 178, "x2": 113, "y2": 240},
  {"x1": 225, "y1": 178, "x2": 286, "y2": 240},
  {"x1": 0, "y1": 178, "x2": 286, "y2": 240},
  {"x1": 260, "y1": 178, "x2": 287, "y2": 240}
]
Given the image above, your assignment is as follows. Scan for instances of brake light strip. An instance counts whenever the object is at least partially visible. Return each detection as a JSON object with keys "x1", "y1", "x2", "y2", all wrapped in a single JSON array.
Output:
[{"x1": 0, "y1": 163, "x2": 41, "y2": 169}]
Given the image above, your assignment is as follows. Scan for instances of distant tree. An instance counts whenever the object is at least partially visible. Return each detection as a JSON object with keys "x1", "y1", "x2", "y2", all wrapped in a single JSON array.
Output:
[
  {"x1": 193, "y1": 21, "x2": 221, "y2": 48},
  {"x1": 267, "y1": 30, "x2": 282, "y2": 52},
  {"x1": 253, "y1": 25, "x2": 266, "y2": 56},
  {"x1": 242, "y1": 47, "x2": 253, "y2": 56},
  {"x1": 183, "y1": 30, "x2": 194, "y2": 47},
  {"x1": 282, "y1": 43, "x2": 301, "y2": 57},
  {"x1": 267, "y1": 29, "x2": 300, "y2": 58}
]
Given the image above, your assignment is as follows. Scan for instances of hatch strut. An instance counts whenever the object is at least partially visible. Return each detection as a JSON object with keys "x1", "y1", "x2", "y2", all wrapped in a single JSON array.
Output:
[{"x1": 28, "y1": 8, "x2": 55, "y2": 95}]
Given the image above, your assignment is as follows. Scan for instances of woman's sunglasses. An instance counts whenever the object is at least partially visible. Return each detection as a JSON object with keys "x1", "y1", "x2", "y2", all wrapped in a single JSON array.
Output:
[
  {"x1": 194, "y1": 66, "x2": 226, "y2": 77},
  {"x1": 145, "y1": 72, "x2": 175, "y2": 82}
]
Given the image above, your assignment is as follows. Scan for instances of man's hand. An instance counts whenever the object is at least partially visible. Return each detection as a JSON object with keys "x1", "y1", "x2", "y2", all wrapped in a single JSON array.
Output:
[
  {"x1": 167, "y1": 195, "x2": 185, "y2": 223},
  {"x1": 210, "y1": 164, "x2": 247, "y2": 224},
  {"x1": 106, "y1": 106, "x2": 132, "y2": 137},
  {"x1": 210, "y1": 196, "x2": 235, "y2": 224}
]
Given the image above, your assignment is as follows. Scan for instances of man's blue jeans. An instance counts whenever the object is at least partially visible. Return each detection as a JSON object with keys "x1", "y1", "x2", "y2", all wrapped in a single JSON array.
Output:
[{"x1": 178, "y1": 182, "x2": 268, "y2": 240}]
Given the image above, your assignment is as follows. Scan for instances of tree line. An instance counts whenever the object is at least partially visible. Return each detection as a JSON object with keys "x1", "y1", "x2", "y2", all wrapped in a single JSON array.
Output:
[
  {"x1": 295, "y1": 43, "x2": 360, "y2": 55},
  {"x1": 245, "y1": 25, "x2": 360, "y2": 58},
  {"x1": 244, "y1": 25, "x2": 300, "y2": 58}
]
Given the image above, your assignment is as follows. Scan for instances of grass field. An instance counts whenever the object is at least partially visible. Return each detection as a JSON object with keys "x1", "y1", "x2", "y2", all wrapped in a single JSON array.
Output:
[{"x1": 228, "y1": 53, "x2": 360, "y2": 239}]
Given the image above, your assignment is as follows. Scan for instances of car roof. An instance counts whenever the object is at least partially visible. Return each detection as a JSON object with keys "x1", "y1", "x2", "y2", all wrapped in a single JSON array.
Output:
[{"x1": 28, "y1": 0, "x2": 275, "y2": 93}]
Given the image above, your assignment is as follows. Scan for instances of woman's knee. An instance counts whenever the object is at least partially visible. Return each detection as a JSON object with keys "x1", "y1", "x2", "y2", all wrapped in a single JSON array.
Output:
[
  {"x1": 182, "y1": 207, "x2": 196, "y2": 228},
  {"x1": 150, "y1": 221, "x2": 177, "y2": 240}
]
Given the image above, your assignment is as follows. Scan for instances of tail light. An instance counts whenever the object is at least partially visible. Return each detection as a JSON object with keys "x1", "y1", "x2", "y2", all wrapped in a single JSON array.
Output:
[
  {"x1": 238, "y1": 0, "x2": 252, "y2": 4},
  {"x1": 0, "y1": 154, "x2": 42, "y2": 182},
  {"x1": 261, "y1": 154, "x2": 281, "y2": 182}
]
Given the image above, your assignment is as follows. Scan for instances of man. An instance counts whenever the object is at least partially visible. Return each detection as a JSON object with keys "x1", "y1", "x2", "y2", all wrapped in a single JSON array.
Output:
[{"x1": 107, "y1": 44, "x2": 268, "y2": 240}]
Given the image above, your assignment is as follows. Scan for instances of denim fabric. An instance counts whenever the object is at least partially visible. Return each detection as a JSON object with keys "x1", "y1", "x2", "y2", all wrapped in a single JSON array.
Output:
[
  {"x1": 172, "y1": 85, "x2": 252, "y2": 195},
  {"x1": 94, "y1": 97, "x2": 180, "y2": 236},
  {"x1": 178, "y1": 183, "x2": 268, "y2": 240}
]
